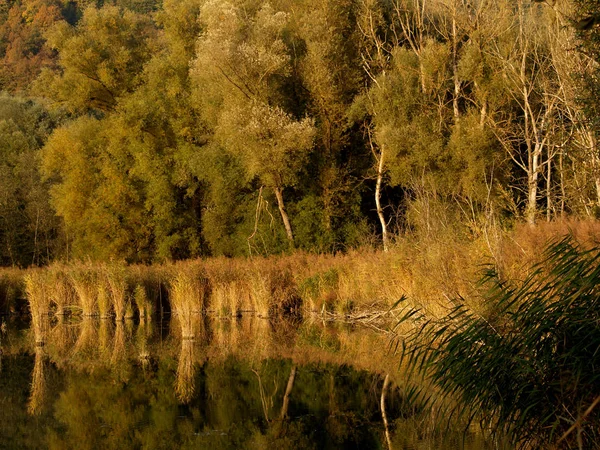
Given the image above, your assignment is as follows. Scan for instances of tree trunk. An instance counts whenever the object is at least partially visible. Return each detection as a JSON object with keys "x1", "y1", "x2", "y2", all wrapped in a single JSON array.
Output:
[
  {"x1": 273, "y1": 186, "x2": 294, "y2": 244},
  {"x1": 380, "y1": 374, "x2": 393, "y2": 450},
  {"x1": 280, "y1": 365, "x2": 297, "y2": 420},
  {"x1": 375, "y1": 146, "x2": 389, "y2": 252},
  {"x1": 526, "y1": 149, "x2": 540, "y2": 226},
  {"x1": 452, "y1": 13, "x2": 460, "y2": 121}
]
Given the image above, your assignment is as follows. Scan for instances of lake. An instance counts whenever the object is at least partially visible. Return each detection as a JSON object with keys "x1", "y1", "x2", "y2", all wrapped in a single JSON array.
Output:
[{"x1": 0, "y1": 314, "x2": 498, "y2": 449}]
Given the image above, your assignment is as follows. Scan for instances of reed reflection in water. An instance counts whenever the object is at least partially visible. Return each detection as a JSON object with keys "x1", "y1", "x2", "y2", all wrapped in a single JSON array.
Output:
[{"x1": 0, "y1": 314, "x2": 499, "y2": 449}]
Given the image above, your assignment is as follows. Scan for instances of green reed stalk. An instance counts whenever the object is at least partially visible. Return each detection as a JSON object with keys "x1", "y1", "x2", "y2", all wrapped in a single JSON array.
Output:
[{"x1": 394, "y1": 237, "x2": 600, "y2": 449}]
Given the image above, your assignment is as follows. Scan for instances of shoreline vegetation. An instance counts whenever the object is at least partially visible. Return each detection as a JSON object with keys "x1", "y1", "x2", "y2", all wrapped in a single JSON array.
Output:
[
  {"x1": 1, "y1": 218, "x2": 599, "y2": 448},
  {"x1": 2, "y1": 219, "x2": 598, "y2": 325}
]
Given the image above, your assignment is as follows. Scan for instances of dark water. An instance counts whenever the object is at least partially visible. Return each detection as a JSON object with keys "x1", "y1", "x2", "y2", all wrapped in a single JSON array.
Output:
[{"x1": 0, "y1": 315, "x2": 495, "y2": 449}]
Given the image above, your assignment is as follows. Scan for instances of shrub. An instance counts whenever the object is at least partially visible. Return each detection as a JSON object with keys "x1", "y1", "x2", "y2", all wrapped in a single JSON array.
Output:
[{"x1": 394, "y1": 237, "x2": 600, "y2": 448}]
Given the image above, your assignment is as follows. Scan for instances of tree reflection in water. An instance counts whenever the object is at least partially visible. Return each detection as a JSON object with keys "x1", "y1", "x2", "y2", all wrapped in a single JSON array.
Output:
[{"x1": 0, "y1": 316, "x2": 496, "y2": 449}]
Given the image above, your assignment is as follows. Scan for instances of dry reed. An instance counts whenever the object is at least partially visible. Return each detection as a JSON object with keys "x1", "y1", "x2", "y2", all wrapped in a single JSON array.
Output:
[
  {"x1": 102, "y1": 264, "x2": 128, "y2": 321},
  {"x1": 24, "y1": 271, "x2": 51, "y2": 345},
  {"x1": 46, "y1": 265, "x2": 74, "y2": 316},
  {"x1": 133, "y1": 284, "x2": 152, "y2": 319},
  {"x1": 169, "y1": 262, "x2": 209, "y2": 338},
  {"x1": 69, "y1": 267, "x2": 98, "y2": 317}
]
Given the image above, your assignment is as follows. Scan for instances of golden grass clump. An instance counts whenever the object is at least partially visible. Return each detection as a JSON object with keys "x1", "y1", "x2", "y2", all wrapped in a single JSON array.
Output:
[
  {"x1": 97, "y1": 283, "x2": 112, "y2": 319},
  {"x1": 204, "y1": 258, "x2": 250, "y2": 316},
  {"x1": 46, "y1": 265, "x2": 75, "y2": 316},
  {"x1": 102, "y1": 263, "x2": 129, "y2": 321},
  {"x1": 169, "y1": 262, "x2": 210, "y2": 339},
  {"x1": 129, "y1": 265, "x2": 164, "y2": 316},
  {"x1": 133, "y1": 284, "x2": 153, "y2": 319},
  {"x1": 24, "y1": 270, "x2": 51, "y2": 345},
  {"x1": 497, "y1": 219, "x2": 600, "y2": 281},
  {"x1": 247, "y1": 265, "x2": 271, "y2": 316},
  {"x1": 69, "y1": 266, "x2": 99, "y2": 317},
  {"x1": 240, "y1": 259, "x2": 301, "y2": 317},
  {"x1": 268, "y1": 266, "x2": 301, "y2": 314}
]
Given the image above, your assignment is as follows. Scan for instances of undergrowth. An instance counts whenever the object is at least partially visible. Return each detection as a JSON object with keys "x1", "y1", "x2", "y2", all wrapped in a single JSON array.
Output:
[{"x1": 394, "y1": 237, "x2": 600, "y2": 449}]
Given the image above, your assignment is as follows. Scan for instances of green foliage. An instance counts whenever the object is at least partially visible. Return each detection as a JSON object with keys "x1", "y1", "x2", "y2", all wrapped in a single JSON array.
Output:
[
  {"x1": 394, "y1": 237, "x2": 600, "y2": 448},
  {"x1": 0, "y1": 0, "x2": 599, "y2": 262},
  {"x1": 38, "y1": 5, "x2": 155, "y2": 113},
  {"x1": 0, "y1": 94, "x2": 63, "y2": 266}
]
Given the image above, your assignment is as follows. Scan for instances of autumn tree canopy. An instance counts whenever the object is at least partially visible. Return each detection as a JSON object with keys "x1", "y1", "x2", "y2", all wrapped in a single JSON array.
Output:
[{"x1": 0, "y1": 0, "x2": 598, "y2": 265}]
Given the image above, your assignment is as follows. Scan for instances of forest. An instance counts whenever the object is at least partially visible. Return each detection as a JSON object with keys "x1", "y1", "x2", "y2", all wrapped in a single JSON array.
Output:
[{"x1": 1, "y1": 0, "x2": 600, "y2": 266}]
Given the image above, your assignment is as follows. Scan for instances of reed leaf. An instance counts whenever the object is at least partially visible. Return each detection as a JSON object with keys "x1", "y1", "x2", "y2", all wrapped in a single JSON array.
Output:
[{"x1": 393, "y1": 237, "x2": 600, "y2": 448}]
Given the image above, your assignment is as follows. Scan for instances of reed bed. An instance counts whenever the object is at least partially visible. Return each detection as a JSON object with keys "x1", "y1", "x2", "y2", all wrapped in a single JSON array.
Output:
[
  {"x1": 203, "y1": 258, "x2": 247, "y2": 316},
  {"x1": 68, "y1": 266, "x2": 98, "y2": 317},
  {"x1": 168, "y1": 262, "x2": 209, "y2": 338},
  {"x1": 11, "y1": 219, "x2": 600, "y2": 332},
  {"x1": 102, "y1": 263, "x2": 129, "y2": 320},
  {"x1": 133, "y1": 284, "x2": 152, "y2": 320},
  {"x1": 24, "y1": 271, "x2": 51, "y2": 344},
  {"x1": 46, "y1": 265, "x2": 74, "y2": 316}
]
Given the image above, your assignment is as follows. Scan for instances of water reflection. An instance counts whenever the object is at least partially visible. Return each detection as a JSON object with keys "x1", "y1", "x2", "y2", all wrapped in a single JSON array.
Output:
[
  {"x1": 0, "y1": 315, "x2": 497, "y2": 449},
  {"x1": 28, "y1": 344, "x2": 47, "y2": 416},
  {"x1": 175, "y1": 338, "x2": 197, "y2": 403}
]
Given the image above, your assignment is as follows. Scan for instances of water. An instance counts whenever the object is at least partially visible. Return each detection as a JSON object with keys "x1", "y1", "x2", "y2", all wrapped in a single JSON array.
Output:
[{"x1": 0, "y1": 315, "x2": 494, "y2": 449}]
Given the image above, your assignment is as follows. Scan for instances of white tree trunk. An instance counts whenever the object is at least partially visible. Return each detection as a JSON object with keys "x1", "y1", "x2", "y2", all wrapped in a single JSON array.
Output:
[
  {"x1": 375, "y1": 146, "x2": 389, "y2": 252},
  {"x1": 380, "y1": 374, "x2": 393, "y2": 450},
  {"x1": 274, "y1": 186, "x2": 294, "y2": 243}
]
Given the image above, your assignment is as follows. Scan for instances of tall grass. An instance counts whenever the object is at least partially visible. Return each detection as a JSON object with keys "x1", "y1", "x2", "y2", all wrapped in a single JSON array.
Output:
[
  {"x1": 103, "y1": 263, "x2": 128, "y2": 321},
  {"x1": 46, "y1": 265, "x2": 74, "y2": 316},
  {"x1": 69, "y1": 267, "x2": 98, "y2": 317},
  {"x1": 133, "y1": 284, "x2": 152, "y2": 320},
  {"x1": 12, "y1": 218, "x2": 600, "y2": 330},
  {"x1": 24, "y1": 271, "x2": 50, "y2": 344},
  {"x1": 393, "y1": 237, "x2": 600, "y2": 448},
  {"x1": 169, "y1": 263, "x2": 209, "y2": 338}
]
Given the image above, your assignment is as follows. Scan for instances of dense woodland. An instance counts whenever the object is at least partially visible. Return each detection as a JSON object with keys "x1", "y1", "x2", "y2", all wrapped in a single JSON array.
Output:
[{"x1": 1, "y1": 0, "x2": 600, "y2": 266}]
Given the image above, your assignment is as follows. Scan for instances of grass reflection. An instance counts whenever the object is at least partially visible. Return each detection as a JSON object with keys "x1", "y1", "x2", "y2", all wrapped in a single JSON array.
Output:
[
  {"x1": 0, "y1": 315, "x2": 502, "y2": 449},
  {"x1": 27, "y1": 344, "x2": 47, "y2": 416}
]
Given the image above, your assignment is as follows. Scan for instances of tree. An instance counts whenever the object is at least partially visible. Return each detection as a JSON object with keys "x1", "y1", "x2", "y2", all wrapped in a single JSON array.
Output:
[
  {"x1": 191, "y1": 0, "x2": 316, "y2": 246},
  {"x1": 36, "y1": 5, "x2": 155, "y2": 113},
  {"x1": 0, "y1": 0, "x2": 62, "y2": 92},
  {"x1": 0, "y1": 94, "x2": 63, "y2": 266}
]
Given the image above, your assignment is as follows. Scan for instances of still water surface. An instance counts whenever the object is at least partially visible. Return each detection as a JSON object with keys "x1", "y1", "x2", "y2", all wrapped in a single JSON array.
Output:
[{"x1": 0, "y1": 315, "x2": 494, "y2": 449}]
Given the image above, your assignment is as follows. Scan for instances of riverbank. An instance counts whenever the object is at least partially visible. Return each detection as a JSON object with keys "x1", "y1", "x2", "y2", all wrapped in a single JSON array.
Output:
[{"x1": 2, "y1": 219, "x2": 599, "y2": 324}]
